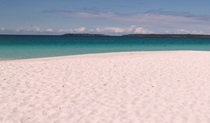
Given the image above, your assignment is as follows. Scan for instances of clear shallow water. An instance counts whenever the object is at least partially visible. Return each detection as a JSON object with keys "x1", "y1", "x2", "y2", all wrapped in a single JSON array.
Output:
[{"x1": 0, "y1": 35, "x2": 210, "y2": 59}]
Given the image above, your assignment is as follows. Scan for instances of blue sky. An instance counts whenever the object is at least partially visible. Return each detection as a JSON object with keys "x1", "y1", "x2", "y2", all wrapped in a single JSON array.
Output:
[{"x1": 1, "y1": 0, "x2": 210, "y2": 35}]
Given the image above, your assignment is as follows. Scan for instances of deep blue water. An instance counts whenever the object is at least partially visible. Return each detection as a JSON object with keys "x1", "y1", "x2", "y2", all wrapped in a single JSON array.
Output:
[{"x1": 0, "y1": 35, "x2": 210, "y2": 59}]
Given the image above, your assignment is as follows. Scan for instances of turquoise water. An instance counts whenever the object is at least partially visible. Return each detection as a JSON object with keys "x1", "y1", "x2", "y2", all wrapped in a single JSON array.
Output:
[{"x1": 0, "y1": 35, "x2": 210, "y2": 59}]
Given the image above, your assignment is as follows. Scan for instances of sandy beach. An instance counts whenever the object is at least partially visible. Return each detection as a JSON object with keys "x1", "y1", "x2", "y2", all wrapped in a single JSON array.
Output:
[{"x1": 0, "y1": 51, "x2": 210, "y2": 123}]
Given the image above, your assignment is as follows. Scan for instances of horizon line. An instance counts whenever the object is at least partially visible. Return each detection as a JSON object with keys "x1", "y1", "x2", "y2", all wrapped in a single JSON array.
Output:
[{"x1": 1, "y1": 33, "x2": 210, "y2": 36}]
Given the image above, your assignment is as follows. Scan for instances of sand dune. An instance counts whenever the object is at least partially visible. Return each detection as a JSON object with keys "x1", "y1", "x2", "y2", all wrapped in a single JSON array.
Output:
[{"x1": 0, "y1": 51, "x2": 210, "y2": 123}]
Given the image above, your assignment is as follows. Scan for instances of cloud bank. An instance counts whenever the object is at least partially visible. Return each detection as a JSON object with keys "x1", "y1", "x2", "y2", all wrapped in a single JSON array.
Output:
[
  {"x1": 44, "y1": 9, "x2": 210, "y2": 25},
  {"x1": 36, "y1": 9, "x2": 210, "y2": 34},
  {"x1": 0, "y1": 25, "x2": 155, "y2": 35},
  {"x1": 1, "y1": 25, "x2": 210, "y2": 35},
  {"x1": 1, "y1": 9, "x2": 210, "y2": 35}
]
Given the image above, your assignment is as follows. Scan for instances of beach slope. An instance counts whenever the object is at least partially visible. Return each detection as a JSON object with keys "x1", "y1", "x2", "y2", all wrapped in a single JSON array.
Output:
[{"x1": 0, "y1": 51, "x2": 210, "y2": 123}]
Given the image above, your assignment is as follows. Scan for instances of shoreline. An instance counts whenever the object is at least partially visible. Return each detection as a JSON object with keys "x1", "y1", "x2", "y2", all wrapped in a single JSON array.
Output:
[
  {"x1": 0, "y1": 50, "x2": 207, "y2": 62},
  {"x1": 0, "y1": 51, "x2": 210, "y2": 122}
]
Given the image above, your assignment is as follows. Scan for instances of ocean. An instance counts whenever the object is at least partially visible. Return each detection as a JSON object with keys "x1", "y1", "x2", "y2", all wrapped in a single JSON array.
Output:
[{"x1": 0, "y1": 35, "x2": 210, "y2": 59}]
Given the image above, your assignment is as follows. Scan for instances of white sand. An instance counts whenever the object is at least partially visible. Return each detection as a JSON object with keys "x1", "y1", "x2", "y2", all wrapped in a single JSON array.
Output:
[{"x1": 0, "y1": 51, "x2": 210, "y2": 123}]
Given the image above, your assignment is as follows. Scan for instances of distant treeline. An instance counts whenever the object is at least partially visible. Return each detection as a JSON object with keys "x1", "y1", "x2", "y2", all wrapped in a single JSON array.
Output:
[
  {"x1": 63, "y1": 33, "x2": 109, "y2": 36},
  {"x1": 63, "y1": 33, "x2": 210, "y2": 38},
  {"x1": 122, "y1": 34, "x2": 210, "y2": 38}
]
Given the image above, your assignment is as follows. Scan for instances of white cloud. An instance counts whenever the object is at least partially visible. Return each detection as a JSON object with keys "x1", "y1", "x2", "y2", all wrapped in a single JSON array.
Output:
[
  {"x1": 58, "y1": 28, "x2": 73, "y2": 33},
  {"x1": 177, "y1": 29, "x2": 190, "y2": 34},
  {"x1": 57, "y1": 27, "x2": 86, "y2": 33},
  {"x1": 56, "y1": 26, "x2": 142, "y2": 34},
  {"x1": 191, "y1": 30, "x2": 205, "y2": 34},
  {"x1": 96, "y1": 27, "x2": 125, "y2": 33},
  {"x1": 32, "y1": 26, "x2": 41, "y2": 32},
  {"x1": 134, "y1": 27, "x2": 153, "y2": 34},
  {"x1": 1, "y1": 27, "x2": 5, "y2": 31},
  {"x1": 74, "y1": 27, "x2": 86, "y2": 33},
  {"x1": 165, "y1": 30, "x2": 169, "y2": 33},
  {"x1": 94, "y1": 26, "x2": 153, "y2": 34},
  {"x1": 128, "y1": 25, "x2": 137, "y2": 32},
  {"x1": 176, "y1": 29, "x2": 207, "y2": 34},
  {"x1": 11, "y1": 26, "x2": 42, "y2": 33},
  {"x1": 46, "y1": 28, "x2": 54, "y2": 32},
  {"x1": 25, "y1": 26, "x2": 55, "y2": 33},
  {"x1": 7, "y1": 26, "x2": 56, "y2": 34}
]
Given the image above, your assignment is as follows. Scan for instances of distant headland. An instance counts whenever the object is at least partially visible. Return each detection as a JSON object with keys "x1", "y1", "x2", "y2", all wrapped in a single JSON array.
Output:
[
  {"x1": 63, "y1": 33, "x2": 109, "y2": 36},
  {"x1": 62, "y1": 33, "x2": 210, "y2": 38},
  {"x1": 122, "y1": 34, "x2": 210, "y2": 38},
  {"x1": 1, "y1": 33, "x2": 210, "y2": 38}
]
